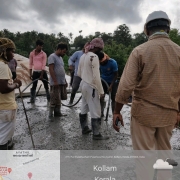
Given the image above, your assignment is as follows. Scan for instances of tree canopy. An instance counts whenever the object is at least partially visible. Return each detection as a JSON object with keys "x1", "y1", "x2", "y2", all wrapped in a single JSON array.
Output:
[{"x1": 1, "y1": 25, "x2": 180, "y2": 76}]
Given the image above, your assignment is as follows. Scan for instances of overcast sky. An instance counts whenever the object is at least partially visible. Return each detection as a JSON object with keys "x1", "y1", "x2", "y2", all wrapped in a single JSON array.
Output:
[{"x1": 0, "y1": 0, "x2": 180, "y2": 40}]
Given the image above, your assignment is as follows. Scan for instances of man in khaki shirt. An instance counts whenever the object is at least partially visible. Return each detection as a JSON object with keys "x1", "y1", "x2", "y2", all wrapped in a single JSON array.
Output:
[
  {"x1": 113, "y1": 11, "x2": 180, "y2": 150},
  {"x1": 113, "y1": 11, "x2": 180, "y2": 179}
]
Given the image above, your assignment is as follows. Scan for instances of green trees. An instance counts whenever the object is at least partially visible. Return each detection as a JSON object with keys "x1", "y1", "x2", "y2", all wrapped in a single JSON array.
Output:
[
  {"x1": 132, "y1": 33, "x2": 147, "y2": 47},
  {"x1": 1, "y1": 26, "x2": 180, "y2": 75},
  {"x1": 104, "y1": 41, "x2": 133, "y2": 76},
  {"x1": 113, "y1": 24, "x2": 132, "y2": 46},
  {"x1": 169, "y1": 28, "x2": 180, "y2": 45},
  {"x1": 73, "y1": 35, "x2": 87, "y2": 49}
]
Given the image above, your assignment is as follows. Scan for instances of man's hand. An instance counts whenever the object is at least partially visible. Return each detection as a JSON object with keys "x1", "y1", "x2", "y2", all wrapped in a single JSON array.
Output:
[
  {"x1": 54, "y1": 81, "x2": 59, "y2": 86},
  {"x1": 39, "y1": 75, "x2": 43, "y2": 80},
  {"x1": 69, "y1": 65, "x2": 74, "y2": 70},
  {"x1": 69, "y1": 65, "x2": 74, "y2": 73},
  {"x1": 29, "y1": 70, "x2": 33, "y2": 80},
  {"x1": 100, "y1": 94, "x2": 105, "y2": 100},
  {"x1": 108, "y1": 84, "x2": 113, "y2": 92},
  {"x1": 113, "y1": 113, "x2": 124, "y2": 132},
  {"x1": 14, "y1": 79, "x2": 22, "y2": 87},
  {"x1": 175, "y1": 113, "x2": 180, "y2": 128}
]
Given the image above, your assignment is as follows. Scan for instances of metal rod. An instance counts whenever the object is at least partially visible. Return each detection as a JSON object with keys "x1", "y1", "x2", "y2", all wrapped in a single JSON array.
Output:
[{"x1": 18, "y1": 87, "x2": 35, "y2": 149}]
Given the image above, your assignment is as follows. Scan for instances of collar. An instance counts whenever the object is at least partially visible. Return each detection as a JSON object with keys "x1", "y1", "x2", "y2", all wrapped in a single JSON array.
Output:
[
  {"x1": 148, "y1": 33, "x2": 169, "y2": 41},
  {"x1": 0, "y1": 58, "x2": 8, "y2": 64},
  {"x1": 34, "y1": 49, "x2": 43, "y2": 54}
]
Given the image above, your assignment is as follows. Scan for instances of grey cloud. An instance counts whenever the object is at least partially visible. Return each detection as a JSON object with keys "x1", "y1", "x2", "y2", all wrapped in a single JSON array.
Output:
[
  {"x1": 0, "y1": 0, "x2": 144, "y2": 32},
  {"x1": 29, "y1": 0, "x2": 143, "y2": 24},
  {"x1": 0, "y1": 0, "x2": 29, "y2": 22},
  {"x1": 172, "y1": 2, "x2": 180, "y2": 27}
]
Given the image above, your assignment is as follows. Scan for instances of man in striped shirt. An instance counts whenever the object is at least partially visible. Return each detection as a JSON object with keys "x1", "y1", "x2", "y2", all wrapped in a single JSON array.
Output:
[
  {"x1": 113, "y1": 10, "x2": 180, "y2": 179},
  {"x1": 113, "y1": 11, "x2": 180, "y2": 150}
]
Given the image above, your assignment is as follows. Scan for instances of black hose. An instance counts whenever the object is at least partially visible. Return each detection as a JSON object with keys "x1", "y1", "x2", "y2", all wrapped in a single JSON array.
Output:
[
  {"x1": 15, "y1": 78, "x2": 111, "y2": 119},
  {"x1": 15, "y1": 78, "x2": 40, "y2": 99}
]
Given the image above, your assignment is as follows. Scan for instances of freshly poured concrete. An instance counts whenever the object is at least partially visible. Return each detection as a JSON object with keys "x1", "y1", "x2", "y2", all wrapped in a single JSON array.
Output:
[{"x1": 13, "y1": 94, "x2": 180, "y2": 150}]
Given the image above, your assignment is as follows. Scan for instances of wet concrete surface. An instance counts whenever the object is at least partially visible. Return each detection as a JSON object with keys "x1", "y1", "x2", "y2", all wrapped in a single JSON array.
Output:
[{"x1": 13, "y1": 93, "x2": 180, "y2": 150}]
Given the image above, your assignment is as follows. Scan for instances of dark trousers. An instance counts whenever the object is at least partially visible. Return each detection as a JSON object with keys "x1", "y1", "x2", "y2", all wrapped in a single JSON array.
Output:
[
  {"x1": 102, "y1": 80, "x2": 118, "y2": 102},
  {"x1": 70, "y1": 71, "x2": 74, "y2": 86},
  {"x1": 72, "y1": 76, "x2": 82, "y2": 94},
  {"x1": 32, "y1": 71, "x2": 49, "y2": 91},
  {"x1": 12, "y1": 72, "x2": 16, "y2": 80}
]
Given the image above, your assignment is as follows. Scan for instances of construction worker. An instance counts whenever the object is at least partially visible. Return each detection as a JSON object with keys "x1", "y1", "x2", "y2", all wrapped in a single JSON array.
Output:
[
  {"x1": 77, "y1": 38, "x2": 109, "y2": 140},
  {"x1": 113, "y1": 11, "x2": 180, "y2": 179},
  {"x1": 68, "y1": 49, "x2": 84, "y2": 104},
  {"x1": 0, "y1": 38, "x2": 22, "y2": 150},
  {"x1": 68, "y1": 43, "x2": 89, "y2": 104},
  {"x1": 29, "y1": 40, "x2": 50, "y2": 103},
  {"x1": 48, "y1": 43, "x2": 68, "y2": 118},
  {"x1": 97, "y1": 52, "x2": 118, "y2": 116}
]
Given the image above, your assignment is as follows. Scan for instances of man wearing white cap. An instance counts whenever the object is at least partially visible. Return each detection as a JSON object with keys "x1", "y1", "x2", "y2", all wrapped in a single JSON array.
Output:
[
  {"x1": 113, "y1": 10, "x2": 180, "y2": 179},
  {"x1": 113, "y1": 10, "x2": 180, "y2": 150}
]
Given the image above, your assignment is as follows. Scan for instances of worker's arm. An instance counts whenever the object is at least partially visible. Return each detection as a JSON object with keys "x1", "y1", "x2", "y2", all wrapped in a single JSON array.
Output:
[
  {"x1": 49, "y1": 64, "x2": 58, "y2": 86},
  {"x1": 91, "y1": 55, "x2": 104, "y2": 96},
  {"x1": 40, "y1": 52, "x2": 47, "y2": 80},
  {"x1": 176, "y1": 100, "x2": 180, "y2": 128},
  {"x1": 29, "y1": 52, "x2": 33, "y2": 79},
  {"x1": 77, "y1": 55, "x2": 84, "y2": 78},
  {"x1": 0, "y1": 79, "x2": 22, "y2": 94},
  {"x1": 109, "y1": 60, "x2": 118, "y2": 92},
  {"x1": 113, "y1": 49, "x2": 139, "y2": 132},
  {"x1": 109, "y1": 71, "x2": 118, "y2": 92},
  {"x1": 0, "y1": 64, "x2": 22, "y2": 93}
]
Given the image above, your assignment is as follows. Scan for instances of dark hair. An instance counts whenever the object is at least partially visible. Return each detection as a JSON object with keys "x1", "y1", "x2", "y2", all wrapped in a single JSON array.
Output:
[
  {"x1": 56, "y1": 43, "x2": 68, "y2": 50},
  {"x1": 147, "y1": 19, "x2": 170, "y2": 32},
  {"x1": 97, "y1": 51, "x2": 104, "y2": 60},
  {"x1": 36, "y1": 39, "x2": 44, "y2": 46}
]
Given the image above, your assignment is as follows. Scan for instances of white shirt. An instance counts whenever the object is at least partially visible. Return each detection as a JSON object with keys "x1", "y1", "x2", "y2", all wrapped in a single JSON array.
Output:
[{"x1": 77, "y1": 52, "x2": 104, "y2": 95}]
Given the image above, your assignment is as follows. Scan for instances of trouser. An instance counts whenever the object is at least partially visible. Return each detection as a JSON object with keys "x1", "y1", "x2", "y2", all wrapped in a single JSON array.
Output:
[
  {"x1": 70, "y1": 71, "x2": 74, "y2": 86},
  {"x1": 31, "y1": 71, "x2": 49, "y2": 91},
  {"x1": 0, "y1": 109, "x2": 17, "y2": 145},
  {"x1": 80, "y1": 81, "x2": 101, "y2": 118},
  {"x1": 71, "y1": 76, "x2": 82, "y2": 94},
  {"x1": 130, "y1": 116, "x2": 174, "y2": 150},
  {"x1": 50, "y1": 85, "x2": 61, "y2": 108},
  {"x1": 131, "y1": 116, "x2": 174, "y2": 180},
  {"x1": 12, "y1": 72, "x2": 16, "y2": 80},
  {"x1": 101, "y1": 80, "x2": 118, "y2": 113}
]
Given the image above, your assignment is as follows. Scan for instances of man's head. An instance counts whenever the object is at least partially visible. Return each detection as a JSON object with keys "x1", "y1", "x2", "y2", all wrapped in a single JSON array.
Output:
[
  {"x1": 0, "y1": 38, "x2": 16, "y2": 62},
  {"x1": 82, "y1": 42, "x2": 90, "y2": 53},
  {"x1": 85, "y1": 38, "x2": 104, "y2": 54},
  {"x1": 56, "y1": 43, "x2": 68, "y2": 57},
  {"x1": 97, "y1": 51, "x2": 110, "y2": 65},
  {"x1": 36, "y1": 39, "x2": 44, "y2": 51},
  {"x1": 144, "y1": 11, "x2": 171, "y2": 36}
]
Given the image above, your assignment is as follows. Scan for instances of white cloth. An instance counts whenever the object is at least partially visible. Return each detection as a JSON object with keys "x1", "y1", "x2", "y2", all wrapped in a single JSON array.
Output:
[
  {"x1": 0, "y1": 109, "x2": 16, "y2": 145},
  {"x1": 77, "y1": 52, "x2": 104, "y2": 95},
  {"x1": 80, "y1": 81, "x2": 101, "y2": 118}
]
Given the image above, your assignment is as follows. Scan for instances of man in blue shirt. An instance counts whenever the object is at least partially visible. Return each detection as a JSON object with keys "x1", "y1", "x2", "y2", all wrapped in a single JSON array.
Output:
[
  {"x1": 68, "y1": 44, "x2": 88, "y2": 104},
  {"x1": 98, "y1": 52, "x2": 118, "y2": 116}
]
